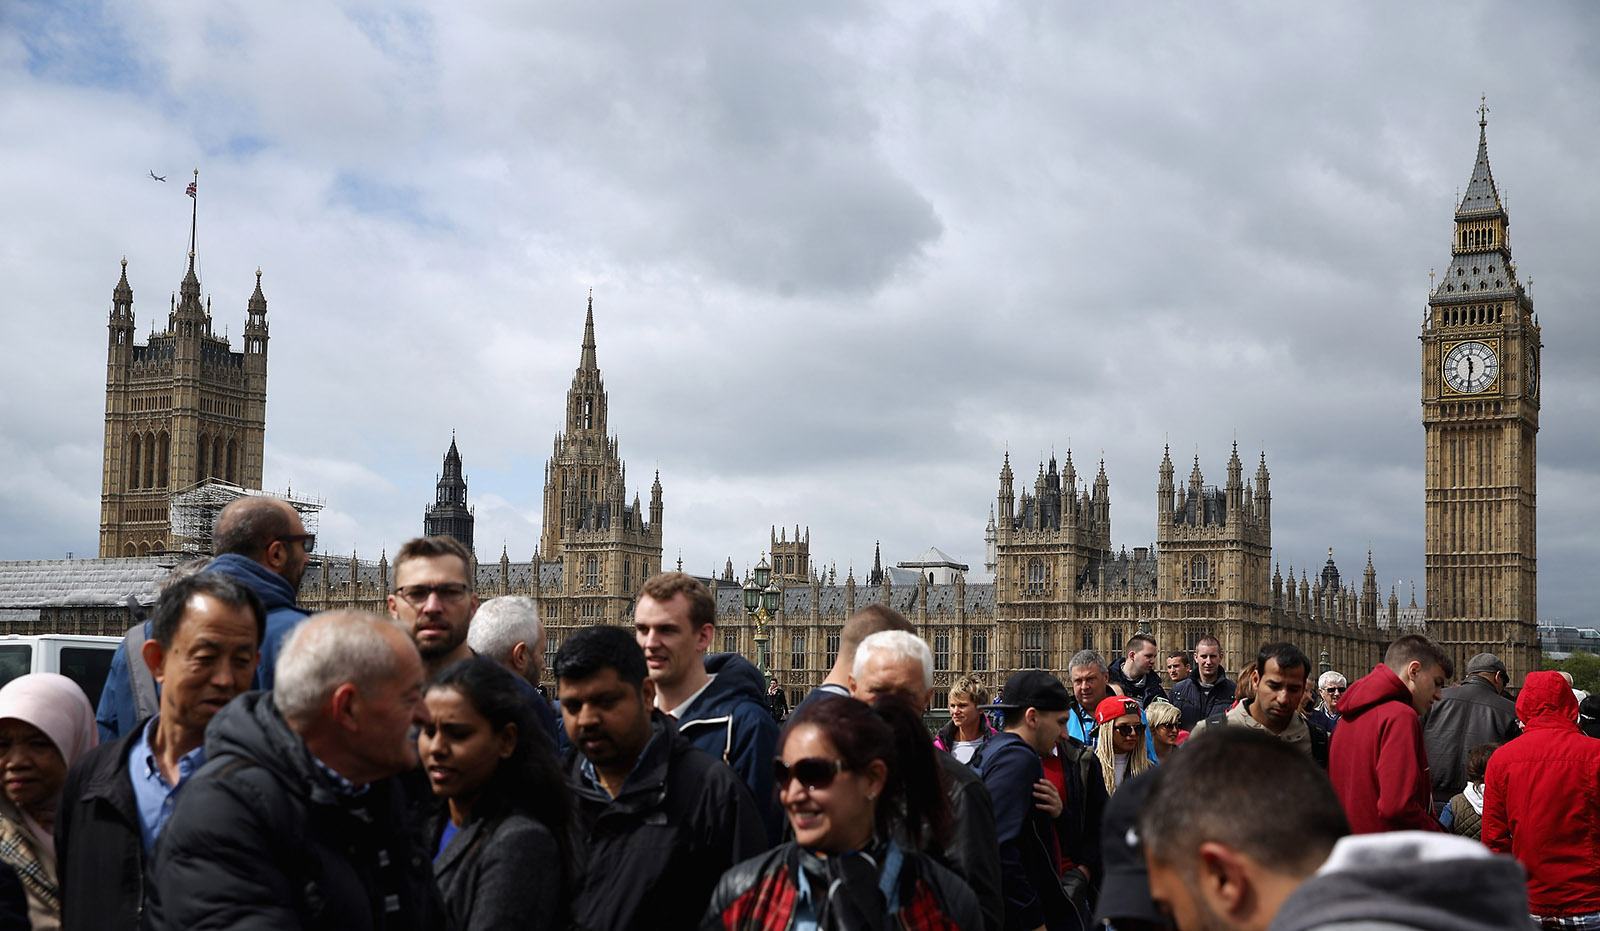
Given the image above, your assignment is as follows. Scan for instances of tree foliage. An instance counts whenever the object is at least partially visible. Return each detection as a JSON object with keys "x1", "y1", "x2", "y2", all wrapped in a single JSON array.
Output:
[{"x1": 1539, "y1": 652, "x2": 1600, "y2": 694}]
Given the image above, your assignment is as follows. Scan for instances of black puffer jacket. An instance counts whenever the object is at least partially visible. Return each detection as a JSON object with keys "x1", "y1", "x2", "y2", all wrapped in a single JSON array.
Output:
[
  {"x1": 55, "y1": 718, "x2": 150, "y2": 930},
  {"x1": 148, "y1": 693, "x2": 449, "y2": 930},
  {"x1": 567, "y1": 712, "x2": 767, "y2": 930}
]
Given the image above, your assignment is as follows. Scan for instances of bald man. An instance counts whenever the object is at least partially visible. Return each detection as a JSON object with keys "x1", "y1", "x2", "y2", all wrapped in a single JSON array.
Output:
[
  {"x1": 200, "y1": 497, "x2": 314, "y2": 692},
  {"x1": 97, "y1": 498, "x2": 314, "y2": 739}
]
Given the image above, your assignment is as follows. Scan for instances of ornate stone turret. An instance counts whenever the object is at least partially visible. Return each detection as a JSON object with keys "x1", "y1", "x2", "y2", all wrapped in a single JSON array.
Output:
[{"x1": 424, "y1": 434, "x2": 474, "y2": 554}]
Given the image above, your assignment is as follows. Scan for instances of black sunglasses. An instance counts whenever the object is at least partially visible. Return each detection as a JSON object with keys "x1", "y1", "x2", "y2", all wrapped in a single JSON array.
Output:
[
  {"x1": 773, "y1": 757, "x2": 846, "y2": 790},
  {"x1": 1112, "y1": 723, "x2": 1147, "y2": 737},
  {"x1": 278, "y1": 532, "x2": 316, "y2": 553}
]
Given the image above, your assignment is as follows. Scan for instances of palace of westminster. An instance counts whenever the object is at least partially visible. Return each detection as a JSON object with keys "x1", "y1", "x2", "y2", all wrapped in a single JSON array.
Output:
[{"x1": 4, "y1": 113, "x2": 1543, "y2": 703}]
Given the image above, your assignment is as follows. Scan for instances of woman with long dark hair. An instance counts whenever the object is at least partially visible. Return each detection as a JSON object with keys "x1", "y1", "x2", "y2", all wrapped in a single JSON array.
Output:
[
  {"x1": 704, "y1": 693, "x2": 979, "y2": 930},
  {"x1": 420, "y1": 657, "x2": 572, "y2": 931}
]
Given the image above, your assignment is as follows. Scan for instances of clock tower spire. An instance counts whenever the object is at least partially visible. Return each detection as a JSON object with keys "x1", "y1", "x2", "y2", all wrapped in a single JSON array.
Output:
[{"x1": 1421, "y1": 102, "x2": 1540, "y2": 679}]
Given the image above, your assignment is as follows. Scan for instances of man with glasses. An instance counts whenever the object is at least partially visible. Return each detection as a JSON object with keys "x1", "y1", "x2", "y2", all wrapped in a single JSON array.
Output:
[
  {"x1": 1310, "y1": 670, "x2": 1346, "y2": 735},
  {"x1": 1424, "y1": 652, "x2": 1521, "y2": 809},
  {"x1": 387, "y1": 535, "x2": 479, "y2": 679}
]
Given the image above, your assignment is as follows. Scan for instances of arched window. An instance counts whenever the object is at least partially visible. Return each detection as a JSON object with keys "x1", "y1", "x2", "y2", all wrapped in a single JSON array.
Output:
[
  {"x1": 585, "y1": 556, "x2": 599, "y2": 586},
  {"x1": 127, "y1": 433, "x2": 142, "y2": 488},
  {"x1": 1191, "y1": 556, "x2": 1210, "y2": 585}
]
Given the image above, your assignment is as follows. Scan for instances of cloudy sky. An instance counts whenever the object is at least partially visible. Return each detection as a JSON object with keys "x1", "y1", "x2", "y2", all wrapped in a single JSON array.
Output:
[{"x1": 3, "y1": 1, "x2": 1597, "y2": 622}]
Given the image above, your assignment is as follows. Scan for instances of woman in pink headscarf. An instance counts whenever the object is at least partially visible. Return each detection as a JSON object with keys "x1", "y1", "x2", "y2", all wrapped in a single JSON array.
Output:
[{"x1": 0, "y1": 674, "x2": 97, "y2": 931}]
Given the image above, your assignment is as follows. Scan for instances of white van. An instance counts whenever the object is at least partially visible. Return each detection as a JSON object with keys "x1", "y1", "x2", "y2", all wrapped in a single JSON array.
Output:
[{"x1": 0, "y1": 635, "x2": 121, "y2": 710}]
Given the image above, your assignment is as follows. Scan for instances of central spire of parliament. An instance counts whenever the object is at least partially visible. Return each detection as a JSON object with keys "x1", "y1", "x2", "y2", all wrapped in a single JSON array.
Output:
[{"x1": 536, "y1": 294, "x2": 663, "y2": 628}]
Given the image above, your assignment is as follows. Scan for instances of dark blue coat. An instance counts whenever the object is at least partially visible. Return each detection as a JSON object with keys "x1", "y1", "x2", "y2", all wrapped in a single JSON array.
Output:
[
  {"x1": 676, "y1": 653, "x2": 782, "y2": 844},
  {"x1": 978, "y1": 731, "x2": 1080, "y2": 931},
  {"x1": 1169, "y1": 673, "x2": 1237, "y2": 730}
]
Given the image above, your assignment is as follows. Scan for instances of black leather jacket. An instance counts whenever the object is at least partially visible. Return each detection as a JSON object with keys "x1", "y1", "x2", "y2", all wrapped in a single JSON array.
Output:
[
  {"x1": 704, "y1": 841, "x2": 981, "y2": 931},
  {"x1": 1423, "y1": 674, "x2": 1520, "y2": 804}
]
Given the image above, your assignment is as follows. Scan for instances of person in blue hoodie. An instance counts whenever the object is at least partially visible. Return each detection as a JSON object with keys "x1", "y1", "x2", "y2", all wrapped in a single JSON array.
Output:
[
  {"x1": 201, "y1": 497, "x2": 312, "y2": 692},
  {"x1": 633, "y1": 571, "x2": 782, "y2": 843},
  {"x1": 96, "y1": 497, "x2": 311, "y2": 740}
]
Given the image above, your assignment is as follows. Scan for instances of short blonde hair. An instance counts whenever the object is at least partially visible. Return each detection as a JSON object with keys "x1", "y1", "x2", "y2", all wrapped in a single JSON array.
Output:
[
  {"x1": 1145, "y1": 701, "x2": 1181, "y2": 728},
  {"x1": 950, "y1": 674, "x2": 988, "y2": 706}
]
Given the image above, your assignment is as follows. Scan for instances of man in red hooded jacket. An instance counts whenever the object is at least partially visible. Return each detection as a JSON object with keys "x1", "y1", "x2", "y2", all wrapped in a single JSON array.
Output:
[
  {"x1": 1327, "y1": 634, "x2": 1453, "y2": 834},
  {"x1": 1483, "y1": 670, "x2": 1600, "y2": 928}
]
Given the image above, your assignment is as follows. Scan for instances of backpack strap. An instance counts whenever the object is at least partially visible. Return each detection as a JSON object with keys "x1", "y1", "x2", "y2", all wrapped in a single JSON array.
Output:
[{"x1": 123, "y1": 619, "x2": 160, "y2": 722}]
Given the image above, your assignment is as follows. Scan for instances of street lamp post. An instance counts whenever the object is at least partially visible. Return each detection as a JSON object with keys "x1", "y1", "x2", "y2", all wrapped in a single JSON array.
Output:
[{"x1": 743, "y1": 553, "x2": 779, "y2": 684}]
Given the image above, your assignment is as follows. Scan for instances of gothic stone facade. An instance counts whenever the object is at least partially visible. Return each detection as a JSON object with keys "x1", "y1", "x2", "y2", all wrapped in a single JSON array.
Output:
[
  {"x1": 98, "y1": 250, "x2": 268, "y2": 557},
  {"x1": 299, "y1": 116, "x2": 1536, "y2": 698}
]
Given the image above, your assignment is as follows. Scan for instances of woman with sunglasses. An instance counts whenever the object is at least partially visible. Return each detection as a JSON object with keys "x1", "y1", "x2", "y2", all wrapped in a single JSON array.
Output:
[
  {"x1": 1144, "y1": 700, "x2": 1186, "y2": 764},
  {"x1": 1093, "y1": 696, "x2": 1154, "y2": 795},
  {"x1": 704, "y1": 694, "x2": 980, "y2": 930},
  {"x1": 420, "y1": 657, "x2": 572, "y2": 931}
]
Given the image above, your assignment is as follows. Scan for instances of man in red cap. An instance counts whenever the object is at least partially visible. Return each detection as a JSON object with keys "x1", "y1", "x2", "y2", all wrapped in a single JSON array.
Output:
[{"x1": 1482, "y1": 670, "x2": 1600, "y2": 929}]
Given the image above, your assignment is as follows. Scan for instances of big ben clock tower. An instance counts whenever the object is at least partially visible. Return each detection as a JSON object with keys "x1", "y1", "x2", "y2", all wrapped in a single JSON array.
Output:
[{"x1": 1421, "y1": 102, "x2": 1541, "y2": 679}]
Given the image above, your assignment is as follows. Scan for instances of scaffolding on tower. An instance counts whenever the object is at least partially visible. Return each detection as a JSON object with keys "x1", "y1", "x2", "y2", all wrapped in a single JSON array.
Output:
[{"x1": 167, "y1": 480, "x2": 324, "y2": 555}]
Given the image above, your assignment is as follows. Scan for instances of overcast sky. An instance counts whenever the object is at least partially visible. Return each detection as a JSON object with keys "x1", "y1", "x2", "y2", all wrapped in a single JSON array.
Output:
[{"x1": 3, "y1": 1, "x2": 1597, "y2": 622}]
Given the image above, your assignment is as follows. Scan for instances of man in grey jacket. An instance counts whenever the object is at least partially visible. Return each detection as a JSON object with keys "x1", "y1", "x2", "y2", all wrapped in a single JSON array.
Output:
[{"x1": 1139, "y1": 727, "x2": 1532, "y2": 931}]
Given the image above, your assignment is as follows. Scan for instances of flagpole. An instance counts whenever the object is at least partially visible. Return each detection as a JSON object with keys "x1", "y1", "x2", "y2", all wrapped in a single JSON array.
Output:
[{"x1": 188, "y1": 169, "x2": 198, "y2": 263}]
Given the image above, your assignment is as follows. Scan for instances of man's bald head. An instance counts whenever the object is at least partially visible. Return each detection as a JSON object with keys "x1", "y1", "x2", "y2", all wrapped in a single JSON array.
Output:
[
  {"x1": 215, "y1": 497, "x2": 299, "y2": 560},
  {"x1": 214, "y1": 497, "x2": 310, "y2": 589}
]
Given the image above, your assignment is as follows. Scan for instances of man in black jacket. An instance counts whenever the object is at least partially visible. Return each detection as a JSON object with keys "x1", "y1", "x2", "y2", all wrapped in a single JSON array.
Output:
[
  {"x1": 57, "y1": 573, "x2": 265, "y2": 931},
  {"x1": 984, "y1": 669, "x2": 1085, "y2": 931},
  {"x1": 1106, "y1": 633, "x2": 1167, "y2": 706},
  {"x1": 1423, "y1": 652, "x2": 1521, "y2": 807},
  {"x1": 850, "y1": 630, "x2": 1005, "y2": 931},
  {"x1": 557, "y1": 625, "x2": 766, "y2": 930},
  {"x1": 149, "y1": 610, "x2": 448, "y2": 930},
  {"x1": 1169, "y1": 635, "x2": 1236, "y2": 729}
]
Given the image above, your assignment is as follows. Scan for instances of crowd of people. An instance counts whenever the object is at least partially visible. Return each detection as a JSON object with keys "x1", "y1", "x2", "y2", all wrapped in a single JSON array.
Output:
[{"x1": 0, "y1": 498, "x2": 1593, "y2": 929}]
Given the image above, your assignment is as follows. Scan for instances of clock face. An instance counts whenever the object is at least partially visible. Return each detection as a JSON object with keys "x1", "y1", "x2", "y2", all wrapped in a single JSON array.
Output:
[
  {"x1": 1443, "y1": 340, "x2": 1499, "y2": 394},
  {"x1": 1526, "y1": 347, "x2": 1538, "y2": 398}
]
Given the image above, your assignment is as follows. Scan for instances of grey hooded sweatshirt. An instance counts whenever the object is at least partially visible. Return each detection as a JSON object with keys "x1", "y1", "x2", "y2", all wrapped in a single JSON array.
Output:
[{"x1": 1268, "y1": 831, "x2": 1536, "y2": 931}]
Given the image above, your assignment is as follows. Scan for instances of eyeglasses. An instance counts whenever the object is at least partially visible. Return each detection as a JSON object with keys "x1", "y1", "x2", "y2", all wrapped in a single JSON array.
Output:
[
  {"x1": 1151, "y1": 721, "x2": 1177, "y2": 730},
  {"x1": 278, "y1": 533, "x2": 316, "y2": 553},
  {"x1": 773, "y1": 757, "x2": 847, "y2": 790},
  {"x1": 1112, "y1": 724, "x2": 1147, "y2": 737},
  {"x1": 393, "y1": 583, "x2": 472, "y2": 606},
  {"x1": 1323, "y1": 686, "x2": 1346, "y2": 694}
]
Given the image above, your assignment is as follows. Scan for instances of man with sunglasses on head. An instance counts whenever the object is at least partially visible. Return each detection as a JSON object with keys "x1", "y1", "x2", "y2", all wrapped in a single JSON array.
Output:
[
  {"x1": 387, "y1": 535, "x2": 480, "y2": 679},
  {"x1": 1309, "y1": 670, "x2": 1346, "y2": 735}
]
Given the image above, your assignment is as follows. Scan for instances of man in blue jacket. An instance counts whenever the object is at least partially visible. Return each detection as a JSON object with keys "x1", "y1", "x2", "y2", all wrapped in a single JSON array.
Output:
[
  {"x1": 982, "y1": 669, "x2": 1084, "y2": 931},
  {"x1": 634, "y1": 571, "x2": 782, "y2": 843},
  {"x1": 96, "y1": 496, "x2": 311, "y2": 739},
  {"x1": 202, "y1": 496, "x2": 312, "y2": 691}
]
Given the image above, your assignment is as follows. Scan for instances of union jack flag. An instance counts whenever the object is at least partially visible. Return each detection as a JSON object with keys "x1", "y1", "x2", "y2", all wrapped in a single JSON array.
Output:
[{"x1": 186, "y1": 181, "x2": 197, "y2": 198}]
